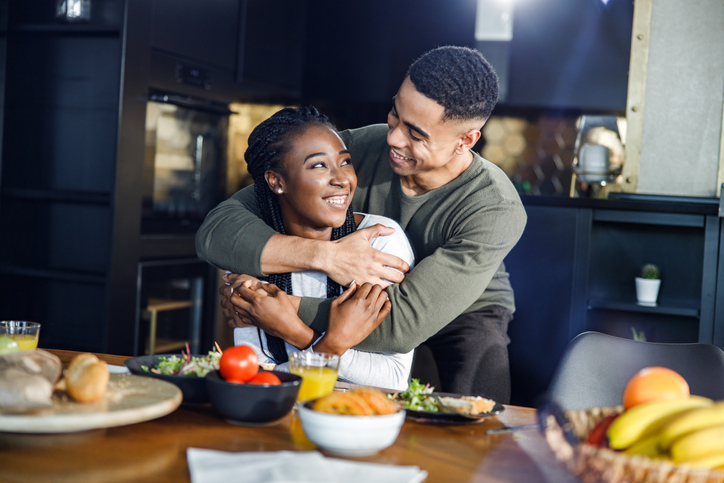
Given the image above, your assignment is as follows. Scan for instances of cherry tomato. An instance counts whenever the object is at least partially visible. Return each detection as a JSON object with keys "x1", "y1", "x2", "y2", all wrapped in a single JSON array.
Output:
[
  {"x1": 248, "y1": 372, "x2": 282, "y2": 386},
  {"x1": 586, "y1": 414, "x2": 619, "y2": 447},
  {"x1": 219, "y1": 345, "x2": 259, "y2": 383}
]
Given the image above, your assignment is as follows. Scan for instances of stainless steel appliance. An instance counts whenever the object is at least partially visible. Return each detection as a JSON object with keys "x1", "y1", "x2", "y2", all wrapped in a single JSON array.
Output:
[{"x1": 141, "y1": 92, "x2": 231, "y2": 234}]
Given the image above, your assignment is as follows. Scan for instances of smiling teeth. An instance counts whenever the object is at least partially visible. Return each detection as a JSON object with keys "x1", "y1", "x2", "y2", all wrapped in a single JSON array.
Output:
[
  {"x1": 324, "y1": 196, "x2": 346, "y2": 206},
  {"x1": 391, "y1": 149, "x2": 411, "y2": 161}
]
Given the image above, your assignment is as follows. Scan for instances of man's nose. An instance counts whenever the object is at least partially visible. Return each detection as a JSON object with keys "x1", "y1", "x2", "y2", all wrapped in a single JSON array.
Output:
[{"x1": 387, "y1": 123, "x2": 405, "y2": 148}]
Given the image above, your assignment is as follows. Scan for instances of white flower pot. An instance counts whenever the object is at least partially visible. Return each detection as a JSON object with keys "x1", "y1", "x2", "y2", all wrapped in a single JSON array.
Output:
[{"x1": 636, "y1": 277, "x2": 660, "y2": 306}]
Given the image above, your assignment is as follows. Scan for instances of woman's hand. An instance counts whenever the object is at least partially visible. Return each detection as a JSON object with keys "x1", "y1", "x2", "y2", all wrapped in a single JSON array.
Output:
[
  {"x1": 229, "y1": 283, "x2": 317, "y2": 350},
  {"x1": 219, "y1": 274, "x2": 266, "y2": 328},
  {"x1": 313, "y1": 282, "x2": 391, "y2": 356}
]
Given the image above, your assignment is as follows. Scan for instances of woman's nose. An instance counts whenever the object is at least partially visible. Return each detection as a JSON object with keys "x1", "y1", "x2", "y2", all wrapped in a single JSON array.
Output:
[{"x1": 330, "y1": 167, "x2": 352, "y2": 187}]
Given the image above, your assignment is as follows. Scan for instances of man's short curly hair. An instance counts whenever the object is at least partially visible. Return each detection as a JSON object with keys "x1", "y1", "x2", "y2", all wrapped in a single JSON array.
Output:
[{"x1": 407, "y1": 46, "x2": 499, "y2": 123}]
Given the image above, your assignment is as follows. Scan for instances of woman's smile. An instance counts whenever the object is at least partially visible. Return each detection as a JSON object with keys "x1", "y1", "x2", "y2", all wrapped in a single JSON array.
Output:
[{"x1": 323, "y1": 193, "x2": 349, "y2": 207}]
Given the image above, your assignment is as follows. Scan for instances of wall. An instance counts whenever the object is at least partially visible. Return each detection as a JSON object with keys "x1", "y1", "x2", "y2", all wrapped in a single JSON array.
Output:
[{"x1": 624, "y1": 0, "x2": 724, "y2": 197}]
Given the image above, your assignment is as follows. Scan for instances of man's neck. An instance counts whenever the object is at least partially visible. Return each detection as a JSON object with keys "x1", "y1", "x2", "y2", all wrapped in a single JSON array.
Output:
[{"x1": 400, "y1": 151, "x2": 474, "y2": 196}]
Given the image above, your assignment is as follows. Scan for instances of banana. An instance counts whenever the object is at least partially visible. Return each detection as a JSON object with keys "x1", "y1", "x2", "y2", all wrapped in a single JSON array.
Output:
[
  {"x1": 679, "y1": 451, "x2": 724, "y2": 470},
  {"x1": 624, "y1": 434, "x2": 666, "y2": 458},
  {"x1": 671, "y1": 425, "x2": 724, "y2": 463},
  {"x1": 607, "y1": 396, "x2": 713, "y2": 450},
  {"x1": 659, "y1": 401, "x2": 724, "y2": 449}
]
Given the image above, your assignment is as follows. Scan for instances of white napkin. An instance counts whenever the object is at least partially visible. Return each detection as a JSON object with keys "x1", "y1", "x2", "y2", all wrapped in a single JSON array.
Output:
[{"x1": 187, "y1": 448, "x2": 428, "y2": 483}]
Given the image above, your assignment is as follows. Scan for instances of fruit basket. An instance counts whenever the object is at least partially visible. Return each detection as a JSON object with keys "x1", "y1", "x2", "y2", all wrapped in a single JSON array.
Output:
[{"x1": 542, "y1": 405, "x2": 724, "y2": 483}]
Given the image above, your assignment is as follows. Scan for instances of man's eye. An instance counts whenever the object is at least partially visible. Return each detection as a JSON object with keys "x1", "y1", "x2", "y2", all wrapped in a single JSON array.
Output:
[
  {"x1": 389, "y1": 109, "x2": 398, "y2": 118},
  {"x1": 409, "y1": 130, "x2": 421, "y2": 141}
]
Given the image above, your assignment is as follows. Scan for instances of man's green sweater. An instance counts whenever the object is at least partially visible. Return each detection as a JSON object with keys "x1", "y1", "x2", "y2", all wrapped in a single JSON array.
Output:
[{"x1": 196, "y1": 124, "x2": 527, "y2": 353}]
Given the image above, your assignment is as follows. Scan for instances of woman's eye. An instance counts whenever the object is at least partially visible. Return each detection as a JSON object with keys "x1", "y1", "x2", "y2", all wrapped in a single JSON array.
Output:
[
  {"x1": 311, "y1": 162, "x2": 326, "y2": 169},
  {"x1": 341, "y1": 158, "x2": 352, "y2": 166}
]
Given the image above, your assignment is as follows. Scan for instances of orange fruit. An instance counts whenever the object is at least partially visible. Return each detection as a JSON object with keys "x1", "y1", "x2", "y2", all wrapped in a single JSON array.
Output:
[{"x1": 622, "y1": 366, "x2": 690, "y2": 409}]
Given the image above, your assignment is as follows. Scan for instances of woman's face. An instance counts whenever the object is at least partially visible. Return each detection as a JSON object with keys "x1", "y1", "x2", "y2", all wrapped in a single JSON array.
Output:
[{"x1": 266, "y1": 123, "x2": 357, "y2": 239}]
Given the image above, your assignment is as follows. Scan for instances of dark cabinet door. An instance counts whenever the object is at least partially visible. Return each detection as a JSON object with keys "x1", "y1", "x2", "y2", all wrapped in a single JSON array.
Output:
[
  {"x1": 236, "y1": 0, "x2": 306, "y2": 99},
  {"x1": 151, "y1": 0, "x2": 240, "y2": 71}
]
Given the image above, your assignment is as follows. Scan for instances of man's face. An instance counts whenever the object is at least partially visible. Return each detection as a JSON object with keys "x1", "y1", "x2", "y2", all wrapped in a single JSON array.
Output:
[{"x1": 386, "y1": 77, "x2": 466, "y2": 179}]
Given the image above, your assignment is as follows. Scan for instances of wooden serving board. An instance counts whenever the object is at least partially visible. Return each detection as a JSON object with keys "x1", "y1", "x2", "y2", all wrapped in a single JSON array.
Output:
[{"x1": 0, "y1": 373, "x2": 182, "y2": 433}]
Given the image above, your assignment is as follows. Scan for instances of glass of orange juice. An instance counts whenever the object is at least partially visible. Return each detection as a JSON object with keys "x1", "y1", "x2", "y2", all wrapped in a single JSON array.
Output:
[
  {"x1": 0, "y1": 321, "x2": 41, "y2": 351},
  {"x1": 288, "y1": 352, "x2": 339, "y2": 402}
]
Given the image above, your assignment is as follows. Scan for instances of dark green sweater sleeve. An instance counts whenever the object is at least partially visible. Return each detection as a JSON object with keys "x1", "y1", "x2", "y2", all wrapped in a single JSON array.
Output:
[{"x1": 195, "y1": 185, "x2": 276, "y2": 275}]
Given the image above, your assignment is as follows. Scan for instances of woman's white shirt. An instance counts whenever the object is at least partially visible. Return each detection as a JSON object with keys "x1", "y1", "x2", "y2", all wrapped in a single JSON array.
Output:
[{"x1": 233, "y1": 213, "x2": 415, "y2": 391}]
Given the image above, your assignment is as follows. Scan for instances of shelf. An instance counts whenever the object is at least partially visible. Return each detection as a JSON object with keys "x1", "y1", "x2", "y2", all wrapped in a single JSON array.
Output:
[
  {"x1": 0, "y1": 266, "x2": 106, "y2": 285},
  {"x1": 0, "y1": 188, "x2": 111, "y2": 205},
  {"x1": 587, "y1": 298, "x2": 700, "y2": 318},
  {"x1": 145, "y1": 298, "x2": 194, "y2": 313},
  {"x1": 9, "y1": 24, "x2": 121, "y2": 36},
  {"x1": 146, "y1": 338, "x2": 188, "y2": 355}
]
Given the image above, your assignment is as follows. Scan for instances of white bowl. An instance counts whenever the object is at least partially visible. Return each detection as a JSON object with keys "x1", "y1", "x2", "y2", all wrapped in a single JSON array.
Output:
[{"x1": 297, "y1": 403, "x2": 405, "y2": 456}]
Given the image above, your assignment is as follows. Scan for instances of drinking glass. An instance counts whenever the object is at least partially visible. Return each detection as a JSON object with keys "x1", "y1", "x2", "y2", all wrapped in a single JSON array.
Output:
[
  {"x1": 288, "y1": 352, "x2": 339, "y2": 402},
  {"x1": 0, "y1": 321, "x2": 41, "y2": 351}
]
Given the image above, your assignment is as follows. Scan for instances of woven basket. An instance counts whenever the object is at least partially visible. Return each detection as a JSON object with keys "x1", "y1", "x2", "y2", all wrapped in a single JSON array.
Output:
[{"x1": 542, "y1": 406, "x2": 724, "y2": 483}]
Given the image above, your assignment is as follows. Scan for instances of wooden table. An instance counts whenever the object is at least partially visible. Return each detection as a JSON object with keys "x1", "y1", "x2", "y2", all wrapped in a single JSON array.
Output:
[{"x1": 0, "y1": 350, "x2": 581, "y2": 483}]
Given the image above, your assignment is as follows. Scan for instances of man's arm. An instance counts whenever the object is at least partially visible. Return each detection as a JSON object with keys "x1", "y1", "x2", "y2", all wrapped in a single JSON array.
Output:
[
  {"x1": 298, "y1": 201, "x2": 527, "y2": 353},
  {"x1": 195, "y1": 185, "x2": 274, "y2": 275},
  {"x1": 196, "y1": 186, "x2": 408, "y2": 284}
]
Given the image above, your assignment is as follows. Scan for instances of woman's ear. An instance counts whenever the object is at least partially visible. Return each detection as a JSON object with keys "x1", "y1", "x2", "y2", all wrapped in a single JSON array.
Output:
[{"x1": 264, "y1": 171, "x2": 284, "y2": 194}]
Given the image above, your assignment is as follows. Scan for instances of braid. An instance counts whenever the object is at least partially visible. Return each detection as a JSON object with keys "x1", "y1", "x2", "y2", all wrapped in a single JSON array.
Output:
[
  {"x1": 326, "y1": 209, "x2": 357, "y2": 297},
  {"x1": 244, "y1": 107, "x2": 358, "y2": 363}
]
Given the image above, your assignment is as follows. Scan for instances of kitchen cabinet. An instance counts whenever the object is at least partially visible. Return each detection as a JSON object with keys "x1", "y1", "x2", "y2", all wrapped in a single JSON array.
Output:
[
  {"x1": 0, "y1": 0, "x2": 127, "y2": 352},
  {"x1": 504, "y1": 194, "x2": 722, "y2": 407},
  {"x1": 149, "y1": 0, "x2": 305, "y2": 103},
  {"x1": 0, "y1": 0, "x2": 309, "y2": 355}
]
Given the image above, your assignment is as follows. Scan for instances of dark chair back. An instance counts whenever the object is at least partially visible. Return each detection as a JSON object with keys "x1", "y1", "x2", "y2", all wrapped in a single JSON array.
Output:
[{"x1": 546, "y1": 331, "x2": 724, "y2": 410}]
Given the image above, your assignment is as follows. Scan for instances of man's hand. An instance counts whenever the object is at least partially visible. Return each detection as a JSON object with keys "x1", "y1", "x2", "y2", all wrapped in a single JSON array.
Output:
[
  {"x1": 228, "y1": 283, "x2": 315, "y2": 350},
  {"x1": 322, "y1": 224, "x2": 410, "y2": 287},
  {"x1": 313, "y1": 282, "x2": 391, "y2": 356}
]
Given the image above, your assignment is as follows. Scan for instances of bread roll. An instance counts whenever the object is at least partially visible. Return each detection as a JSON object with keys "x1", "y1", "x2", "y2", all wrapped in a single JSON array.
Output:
[
  {"x1": 65, "y1": 353, "x2": 109, "y2": 403},
  {"x1": 0, "y1": 349, "x2": 62, "y2": 413}
]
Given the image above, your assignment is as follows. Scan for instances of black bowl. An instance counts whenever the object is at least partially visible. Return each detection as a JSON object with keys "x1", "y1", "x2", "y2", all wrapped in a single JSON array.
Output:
[
  {"x1": 124, "y1": 354, "x2": 215, "y2": 404},
  {"x1": 206, "y1": 370, "x2": 302, "y2": 425}
]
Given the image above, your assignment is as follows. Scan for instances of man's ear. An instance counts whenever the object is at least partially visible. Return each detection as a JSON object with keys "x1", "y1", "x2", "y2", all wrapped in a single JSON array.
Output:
[
  {"x1": 456, "y1": 128, "x2": 482, "y2": 155},
  {"x1": 264, "y1": 171, "x2": 283, "y2": 193}
]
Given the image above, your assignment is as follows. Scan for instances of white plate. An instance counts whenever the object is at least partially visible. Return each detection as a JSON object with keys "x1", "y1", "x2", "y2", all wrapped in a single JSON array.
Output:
[
  {"x1": 107, "y1": 364, "x2": 131, "y2": 374},
  {"x1": 0, "y1": 373, "x2": 182, "y2": 433}
]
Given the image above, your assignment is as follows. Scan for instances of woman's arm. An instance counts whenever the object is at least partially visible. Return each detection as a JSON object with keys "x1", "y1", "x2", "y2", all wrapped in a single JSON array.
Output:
[
  {"x1": 232, "y1": 327, "x2": 275, "y2": 365},
  {"x1": 334, "y1": 349, "x2": 412, "y2": 391}
]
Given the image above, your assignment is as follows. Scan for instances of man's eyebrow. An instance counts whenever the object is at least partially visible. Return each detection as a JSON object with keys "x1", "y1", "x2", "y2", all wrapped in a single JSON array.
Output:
[{"x1": 392, "y1": 96, "x2": 430, "y2": 140}]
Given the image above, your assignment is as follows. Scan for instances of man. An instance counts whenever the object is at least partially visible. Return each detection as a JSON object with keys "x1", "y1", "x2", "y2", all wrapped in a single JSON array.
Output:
[{"x1": 196, "y1": 46, "x2": 526, "y2": 403}]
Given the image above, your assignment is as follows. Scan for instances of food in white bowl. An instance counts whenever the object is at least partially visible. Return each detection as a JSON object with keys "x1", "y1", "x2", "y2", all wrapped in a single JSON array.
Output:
[{"x1": 297, "y1": 389, "x2": 405, "y2": 456}]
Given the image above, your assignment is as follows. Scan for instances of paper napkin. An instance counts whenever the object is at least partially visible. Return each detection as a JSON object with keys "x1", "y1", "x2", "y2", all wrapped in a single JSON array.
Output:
[{"x1": 187, "y1": 448, "x2": 428, "y2": 483}]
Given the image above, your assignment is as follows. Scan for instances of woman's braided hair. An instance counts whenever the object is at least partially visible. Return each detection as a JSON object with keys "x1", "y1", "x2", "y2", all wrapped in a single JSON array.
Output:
[{"x1": 244, "y1": 106, "x2": 356, "y2": 363}]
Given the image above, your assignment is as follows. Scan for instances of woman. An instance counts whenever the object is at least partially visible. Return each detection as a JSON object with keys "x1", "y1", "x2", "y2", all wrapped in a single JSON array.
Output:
[{"x1": 231, "y1": 106, "x2": 415, "y2": 390}]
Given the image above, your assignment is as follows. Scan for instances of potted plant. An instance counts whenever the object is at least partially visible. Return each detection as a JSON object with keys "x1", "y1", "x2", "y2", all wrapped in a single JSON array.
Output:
[{"x1": 636, "y1": 264, "x2": 660, "y2": 306}]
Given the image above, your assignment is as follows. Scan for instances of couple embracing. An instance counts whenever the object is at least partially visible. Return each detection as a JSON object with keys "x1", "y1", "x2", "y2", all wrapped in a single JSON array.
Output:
[{"x1": 196, "y1": 46, "x2": 526, "y2": 403}]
